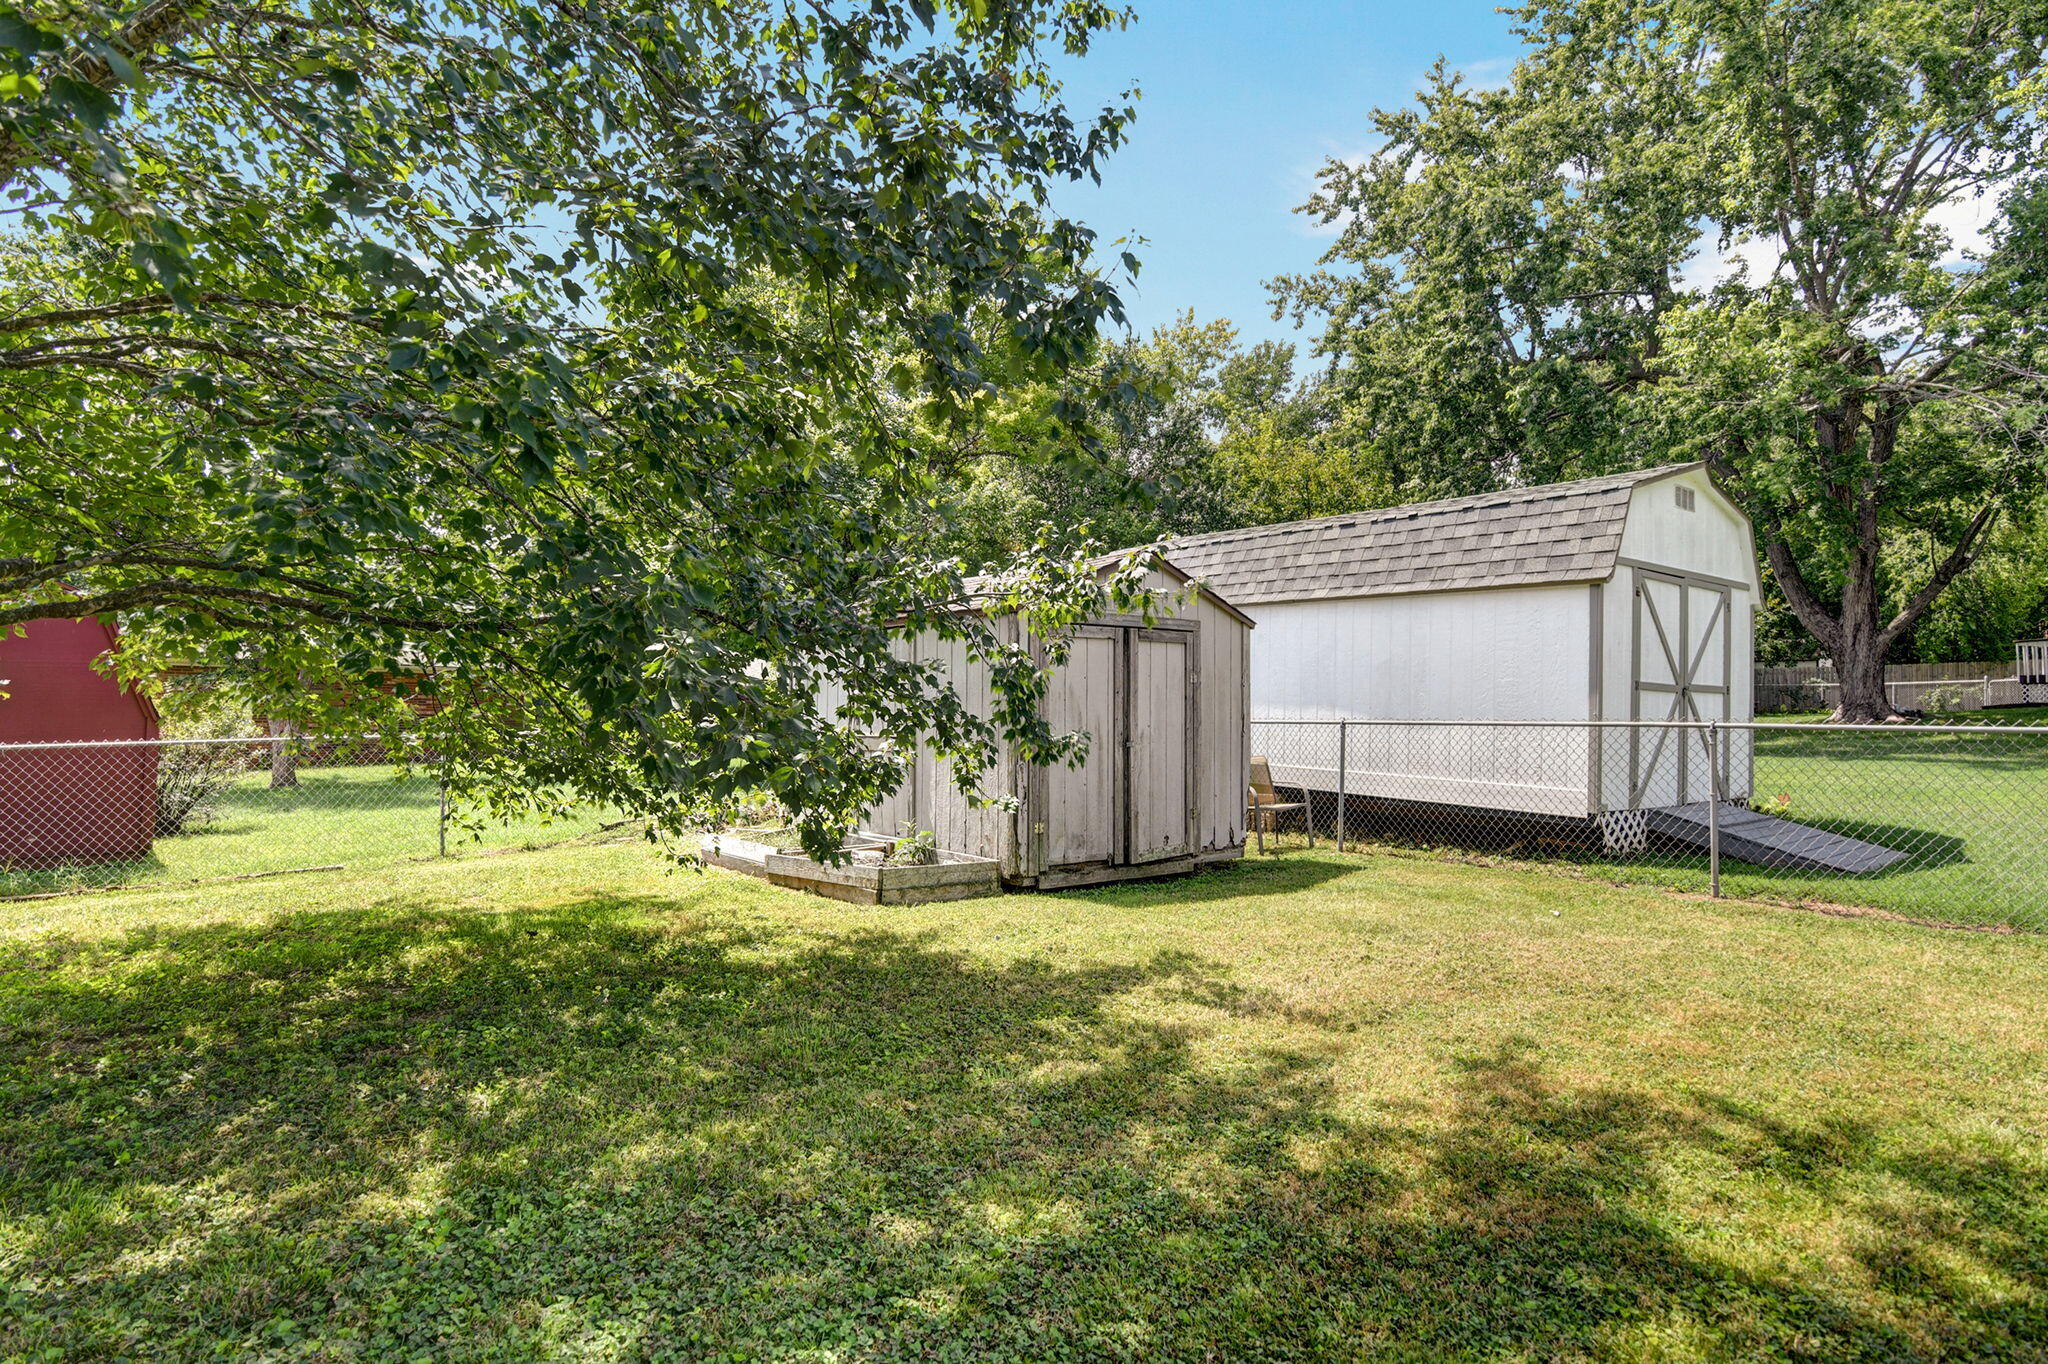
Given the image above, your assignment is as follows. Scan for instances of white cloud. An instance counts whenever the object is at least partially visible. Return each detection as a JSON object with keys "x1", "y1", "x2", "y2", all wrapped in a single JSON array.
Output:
[
  {"x1": 1926, "y1": 184, "x2": 2002, "y2": 263},
  {"x1": 1455, "y1": 56, "x2": 1518, "y2": 91},
  {"x1": 1674, "y1": 223, "x2": 1784, "y2": 293}
]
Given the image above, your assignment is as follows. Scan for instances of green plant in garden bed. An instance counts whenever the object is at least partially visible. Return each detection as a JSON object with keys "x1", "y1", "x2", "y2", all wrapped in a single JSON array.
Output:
[
  {"x1": 2, "y1": 844, "x2": 2044, "y2": 1360},
  {"x1": 885, "y1": 826, "x2": 941, "y2": 866}
]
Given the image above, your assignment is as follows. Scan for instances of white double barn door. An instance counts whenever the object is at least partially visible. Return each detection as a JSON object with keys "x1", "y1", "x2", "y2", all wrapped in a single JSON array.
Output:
[
  {"x1": 1041, "y1": 625, "x2": 1194, "y2": 872},
  {"x1": 1630, "y1": 569, "x2": 1736, "y2": 808}
]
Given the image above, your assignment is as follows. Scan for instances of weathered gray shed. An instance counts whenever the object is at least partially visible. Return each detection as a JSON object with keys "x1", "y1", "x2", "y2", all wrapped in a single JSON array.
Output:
[{"x1": 843, "y1": 554, "x2": 1254, "y2": 890}]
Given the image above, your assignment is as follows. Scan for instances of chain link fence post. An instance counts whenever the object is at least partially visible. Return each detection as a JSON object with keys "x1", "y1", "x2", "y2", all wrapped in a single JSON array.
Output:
[
  {"x1": 1336, "y1": 720, "x2": 1348, "y2": 855},
  {"x1": 1705, "y1": 719, "x2": 1721, "y2": 898},
  {"x1": 438, "y1": 757, "x2": 451, "y2": 859}
]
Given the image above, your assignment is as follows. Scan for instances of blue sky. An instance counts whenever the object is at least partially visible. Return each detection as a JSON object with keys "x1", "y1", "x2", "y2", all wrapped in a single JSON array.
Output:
[{"x1": 1047, "y1": 1, "x2": 1522, "y2": 353}]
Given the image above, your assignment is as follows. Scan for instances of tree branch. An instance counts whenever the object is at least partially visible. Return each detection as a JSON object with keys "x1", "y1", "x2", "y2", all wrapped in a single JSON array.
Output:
[
  {"x1": 1708, "y1": 449, "x2": 1845, "y2": 655},
  {"x1": 0, "y1": 290, "x2": 365, "y2": 336},
  {"x1": 1880, "y1": 500, "x2": 2003, "y2": 648},
  {"x1": 0, "y1": 0, "x2": 216, "y2": 193},
  {"x1": 0, "y1": 578, "x2": 517, "y2": 633}
]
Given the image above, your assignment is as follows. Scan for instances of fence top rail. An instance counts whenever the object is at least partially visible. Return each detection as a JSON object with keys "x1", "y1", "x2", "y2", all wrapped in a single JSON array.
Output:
[
  {"x1": 0, "y1": 733, "x2": 405, "y2": 752},
  {"x1": 1763, "y1": 676, "x2": 2020, "y2": 688},
  {"x1": 1250, "y1": 716, "x2": 2048, "y2": 736}
]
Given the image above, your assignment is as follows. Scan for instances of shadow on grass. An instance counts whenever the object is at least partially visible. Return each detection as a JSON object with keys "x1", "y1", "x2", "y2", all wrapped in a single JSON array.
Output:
[
  {"x1": 2, "y1": 895, "x2": 2041, "y2": 1359},
  {"x1": 1045, "y1": 852, "x2": 1361, "y2": 907}
]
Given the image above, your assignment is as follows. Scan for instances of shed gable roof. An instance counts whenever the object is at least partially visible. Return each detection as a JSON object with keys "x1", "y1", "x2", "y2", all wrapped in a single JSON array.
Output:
[
  {"x1": 1161, "y1": 464, "x2": 1701, "y2": 605},
  {"x1": 962, "y1": 550, "x2": 1256, "y2": 628}
]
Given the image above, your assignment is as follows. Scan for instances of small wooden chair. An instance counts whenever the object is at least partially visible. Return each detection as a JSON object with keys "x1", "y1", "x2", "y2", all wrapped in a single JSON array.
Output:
[{"x1": 1247, "y1": 756, "x2": 1312, "y2": 853}]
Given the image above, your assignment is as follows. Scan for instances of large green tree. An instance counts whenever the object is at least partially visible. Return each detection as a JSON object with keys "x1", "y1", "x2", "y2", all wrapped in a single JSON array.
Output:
[
  {"x1": 1283, "y1": 0, "x2": 2048, "y2": 721},
  {"x1": 1207, "y1": 339, "x2": 1391, "y2": 526},
  {"x1": 0, "y1": 0, "x2": 1141, "y2": 852}
]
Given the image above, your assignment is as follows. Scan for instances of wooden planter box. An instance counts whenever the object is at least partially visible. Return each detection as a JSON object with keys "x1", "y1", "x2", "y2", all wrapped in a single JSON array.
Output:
[{"x1": 699, "y1": 833, "x2": 999, "y2": 905}]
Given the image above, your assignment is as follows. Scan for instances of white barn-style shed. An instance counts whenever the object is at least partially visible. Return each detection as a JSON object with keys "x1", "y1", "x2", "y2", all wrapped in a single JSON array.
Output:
[
  {"x1": 1164, "y1": 463, "x2": 1761, "y2": 821},
  {"x1": 841, "y1": 554, "x2": 1254, "y2": 890}
]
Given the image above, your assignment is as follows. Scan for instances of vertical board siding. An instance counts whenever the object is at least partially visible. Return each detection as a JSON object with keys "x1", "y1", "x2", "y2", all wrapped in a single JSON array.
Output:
[
  {"x1": 911, "y1": 633, "x2": 1008, "y2": 863},
  {"x1": 827, "y1": 565, "x2": 1250, "y2": 883},
  {"x1": 862, "y1": 733, "x2": 918, "y2": 837},
  {"x1": 1250, "y1": 585, "x2": 1592, "y2": 723},
  {"x1": 1253, "y1": 586, "x2": 1593, "y2": 818},
  {"x1": 1617, "y1": 469, "x2": 1761, "y2": 590},
  {"x1": 1195, "y1": 591, "x2": 1248, "y2": 854}
]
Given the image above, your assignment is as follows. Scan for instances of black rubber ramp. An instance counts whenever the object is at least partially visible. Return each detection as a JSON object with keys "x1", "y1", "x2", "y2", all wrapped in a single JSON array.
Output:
[{"x1": 1644, "y1": 802, "x2": 1911, "y2": 875}]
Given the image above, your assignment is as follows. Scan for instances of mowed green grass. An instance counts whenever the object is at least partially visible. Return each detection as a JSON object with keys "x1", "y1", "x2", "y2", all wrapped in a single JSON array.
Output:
[
  {"x1": 3, "y1": 845, "x2": 2044, "y2": 1361},
  {"x1": 0, "y1": 765, "x2": 617, "y2": 898}
]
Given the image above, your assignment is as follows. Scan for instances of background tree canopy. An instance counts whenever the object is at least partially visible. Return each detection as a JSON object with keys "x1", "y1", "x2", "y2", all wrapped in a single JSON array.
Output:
[
  {"x1": 927, "y1": 312, "x2": 1385, "y2": 570},
  {"x1": 1277, "y1": 0, "x2": 2048, "y2": 719},
  {"x1": 1, "y1": 0, "x2": 1150, "y2": 853}
]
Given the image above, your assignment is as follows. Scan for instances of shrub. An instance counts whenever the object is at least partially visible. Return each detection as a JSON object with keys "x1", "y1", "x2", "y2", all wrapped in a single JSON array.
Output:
[{"x1": 154, "y1": 684, "x2": 254, "y2": 837}]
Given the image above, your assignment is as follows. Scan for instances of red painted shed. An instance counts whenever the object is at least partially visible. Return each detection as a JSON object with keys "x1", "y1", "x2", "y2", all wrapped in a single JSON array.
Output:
[{"x1": 0, "y1": 618, "x2": 162, "y2": 867}]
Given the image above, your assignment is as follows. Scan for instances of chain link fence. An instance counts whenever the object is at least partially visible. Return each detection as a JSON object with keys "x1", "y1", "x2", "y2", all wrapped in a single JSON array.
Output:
[
  {"x1": 14, "y1": 722, "x2": 2044, "y2": 928},
  {"x1": 0, "y1": 735, "x2": 627, "y2": 899},
  {"x1": 1249, "y1": 717, "x2": 2048, "y2": 933}
]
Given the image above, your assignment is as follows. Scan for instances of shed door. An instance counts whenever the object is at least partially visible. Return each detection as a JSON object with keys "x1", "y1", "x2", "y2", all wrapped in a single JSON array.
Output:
[
  {"x1": 1039, "y1": 624, "x2": 1196, "y2": 873},
  {"x1": 1126, "y1": 629, "x2": 1194, "y2": 864},
  {"x1": 1042, "y1": 627, "x2": 1122, "y2": 868},
  {"x1": 1630, "y1": 569, "x2": 1732, "y2": 807}
]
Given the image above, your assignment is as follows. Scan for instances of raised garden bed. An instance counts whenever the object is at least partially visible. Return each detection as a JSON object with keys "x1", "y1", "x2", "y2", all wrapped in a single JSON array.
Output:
[{"x1": 699, "y1": 830, "x2": 999, "y2": 905}]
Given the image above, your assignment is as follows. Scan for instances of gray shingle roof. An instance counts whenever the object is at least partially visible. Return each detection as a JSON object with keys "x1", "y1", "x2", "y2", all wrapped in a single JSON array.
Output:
[{"x1": 1161, "y1": 464, "x2": 1698, "y2": 605}]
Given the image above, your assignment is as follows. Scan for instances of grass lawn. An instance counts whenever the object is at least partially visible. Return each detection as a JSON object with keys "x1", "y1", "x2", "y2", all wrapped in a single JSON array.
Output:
[
  {"x1": 1732, "y1": 720, "x2": 2048, "y2": 924},
  {"x1": 0, "y1": 765, "x2": 619, "y2": 898},
  {"x1": 3, "y1": 845, "x2": 2044, "y2": 1361}
]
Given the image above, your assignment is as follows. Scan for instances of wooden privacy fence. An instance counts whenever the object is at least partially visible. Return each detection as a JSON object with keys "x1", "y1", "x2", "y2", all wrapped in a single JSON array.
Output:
[{"x1": 1756, "y1": 660, "x2": 2022, "y2": 713}]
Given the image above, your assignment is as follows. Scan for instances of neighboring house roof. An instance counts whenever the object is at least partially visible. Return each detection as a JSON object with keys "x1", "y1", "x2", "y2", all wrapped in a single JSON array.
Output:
[{"x1": 1161, "y1": 464, "x2": 1705, "y2": 606}]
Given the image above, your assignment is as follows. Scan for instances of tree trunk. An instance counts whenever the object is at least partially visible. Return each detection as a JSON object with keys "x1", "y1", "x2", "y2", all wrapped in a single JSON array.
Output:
[
  {"x1": 1828, "y1": 536, "x2": 1904, "y2": 724},
  {"x1": 268, "y1": 715, "x2": 300, "y2": 788},
  {"x1": 1830, "y1": 641, "x2": 1897, "y2": 723}
]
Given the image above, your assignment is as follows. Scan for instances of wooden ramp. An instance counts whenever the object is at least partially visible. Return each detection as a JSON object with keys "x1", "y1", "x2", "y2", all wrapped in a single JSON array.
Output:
[{"x1": 1645, "y1": 803, "x2": 1911, "y2": 875}]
